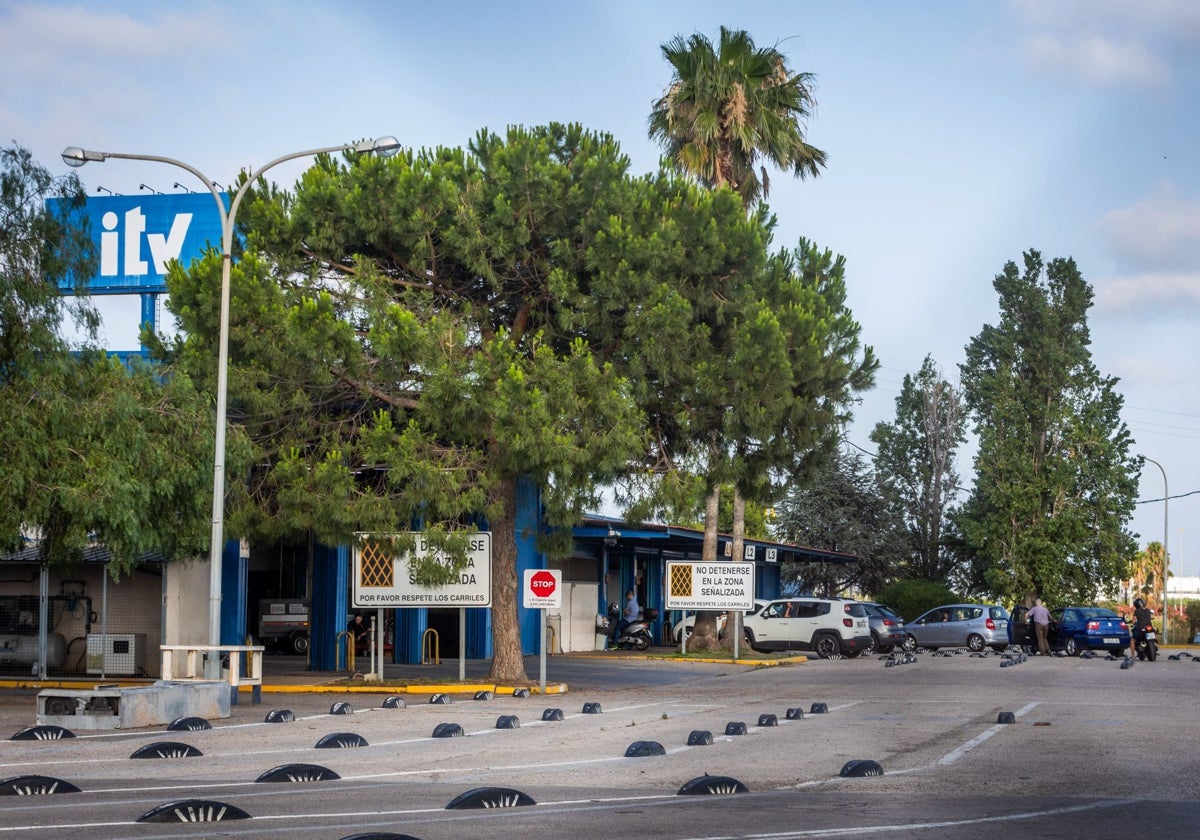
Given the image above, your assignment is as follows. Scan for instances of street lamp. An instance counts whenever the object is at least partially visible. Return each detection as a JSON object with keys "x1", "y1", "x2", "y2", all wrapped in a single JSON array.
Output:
[
  {"x1": 62, "y1": 137, "x2": 400, "y2": 674},
  {"x1": 1140, "y1": 456, "x2": 1169, "y2": 644}
]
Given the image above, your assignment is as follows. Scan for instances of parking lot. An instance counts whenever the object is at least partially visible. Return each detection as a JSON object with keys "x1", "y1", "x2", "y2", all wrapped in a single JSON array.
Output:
[{"x1": 1, "y1": 647, "x2": 1198, "y2": 839}]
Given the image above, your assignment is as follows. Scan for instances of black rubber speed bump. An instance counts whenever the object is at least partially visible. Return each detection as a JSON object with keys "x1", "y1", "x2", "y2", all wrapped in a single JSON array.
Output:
[
  {"x1": 131, "y1": 742, "x2": 202, "y2": 759},
  {"x1": 167, "y1": 716, "x2": 212, "y2": 732},
  {"x1": 432, "y1": 723, "x2": 465, "y2": 738},
  {"x1": 137, "y1": 799, "x2": 250, "y2": 823},
  {"x1": 496, "y1": 715, "x2": 520, "y2": 729},
  {"x1": 445, "y1": 786, "x2": 536, "y2": 809},
  {"x1": 513, "y1": 688, "x2": 530, "y2": 698},
  {"x1": 582, "y1": 702, "x2": 602, "y2": 714},
  {"x1": 381, "y1": 696, "x2": 406, "y2": 709},
  {"x1": 256, "y1": 763, "x2": 341, "y2": 783},
  {"x1": 339, "y1": 834, "x2": 423, "y2": 840},
  {"x1": 541, "y1": 708, "x2": 564, "y2": 721},
  {"x1": 10, "y1": 725, "x2": 74, "y2": 741},
  {"x1": 265, "y1": 709, "x2": 295, "y2": 723},
  {"x1": 430, "y1": 693, "x2": 452, "y2": 705},
  {"x1": 687, "y1": 730, "x2": 713, "y2": 746},
  {"x1": 624, "y1": 740, "x2": 666, "y2": 757},
  {"x1": 315, "y1": 732, "x2": 368, "y2": 749},
  {"x1": 724, "y1": 721, "x2": 747, "y2": 736},
  {"x1": 0, "y1": 775, "x2": 81, "y2": 795},
  {"x1": 330, "y1": 701, "x2": 353, "y2": 715},
  {"x1": 809, "y1": 702, "x2": 829, "y2": 714},
  {"x1": 474, "y1": 690, "x2": 494, "y2": 701},
  {"x1": 997, "y1": 712, "x2": 1016, "y2": 724},
  {"x1": 840, "y1": 759, "x2": 884, "y2": 777},
  {"x1": 786, "y1": 707, "x2": 805, "y2": 720},
  {"x1": 757, "y1": 713, "x2": 778, "y2": 727},
  {"x1": 677, "y1": 775, "x2": 749, "y2": 795}
]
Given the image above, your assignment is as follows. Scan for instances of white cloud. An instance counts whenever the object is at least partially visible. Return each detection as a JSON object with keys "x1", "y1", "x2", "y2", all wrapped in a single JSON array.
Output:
[
  {"x1": 1101, "y1": 189, "x2": 1200, "y2": 266},
  {"x1": 1009, "y1": 0, "x2": 1200, "y2": 88},
  {"x1": 1093, "y1": 270, "x2": 1200, "y2": 314},
  {"x1": 1022, "y1": 33, "x2": 1168, "y2": 87}
]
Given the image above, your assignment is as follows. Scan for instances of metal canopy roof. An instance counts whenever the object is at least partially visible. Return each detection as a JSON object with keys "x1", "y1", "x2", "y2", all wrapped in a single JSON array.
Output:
[{"x1": 576, "y1": 515, "x2": 859, "y2": 565}]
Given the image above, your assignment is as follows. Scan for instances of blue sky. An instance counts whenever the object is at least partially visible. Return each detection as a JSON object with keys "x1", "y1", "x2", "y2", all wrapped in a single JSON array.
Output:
[{"x1": 4, "y1": 0, "x2": 1198, "y2": 570}]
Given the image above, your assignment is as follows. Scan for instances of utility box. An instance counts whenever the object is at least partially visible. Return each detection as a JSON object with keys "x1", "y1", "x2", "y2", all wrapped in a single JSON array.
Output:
[{"x1": 86, "y1": 633, "x2": 147, "y2": 676}]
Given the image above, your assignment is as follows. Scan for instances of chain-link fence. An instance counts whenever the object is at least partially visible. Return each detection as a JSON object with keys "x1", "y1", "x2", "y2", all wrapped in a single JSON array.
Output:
[{"x1": 0, "y1": 560, "x2": 163, "y2": 679}]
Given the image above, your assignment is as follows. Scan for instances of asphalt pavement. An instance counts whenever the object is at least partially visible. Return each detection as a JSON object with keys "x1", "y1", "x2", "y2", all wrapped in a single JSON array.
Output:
[{"x1": 1, "y1": 646, "x2": 1198, "y2": 840}]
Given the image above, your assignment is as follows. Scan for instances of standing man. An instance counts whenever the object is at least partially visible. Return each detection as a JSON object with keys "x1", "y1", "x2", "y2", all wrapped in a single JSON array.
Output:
[{"x1": 1028, "y1": 598, "x2": 1052, "y2": 656}]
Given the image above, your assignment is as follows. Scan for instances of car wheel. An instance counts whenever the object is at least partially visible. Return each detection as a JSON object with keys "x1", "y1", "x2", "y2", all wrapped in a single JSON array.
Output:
[
  {"x1": 991, "y1": 644, "x2": 1008, "y2": 653},
  {"x1": 900, "y1": 634, "x2": 918, "y2": 653},
  {"x1": 1064, "y1": 637, "x2": 1079, "y2": 657},
  {"x1": 967, "y1": 633, "x2": 985, "y2": 652},
  {"x1": 814, "y1": 634, "x2": 842, "y2": 660},
  {"x1": 290, "y1": 632, "x2": 310, "y2": 655},
  {"x1": 862, "y1": 632, "x2": 880, "y2": 656}
]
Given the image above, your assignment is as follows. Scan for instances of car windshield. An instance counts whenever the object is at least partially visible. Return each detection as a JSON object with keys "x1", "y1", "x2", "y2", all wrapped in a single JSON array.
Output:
[
  {"x1": 988, "y1": 606, "x2": 1009, "y2": 620},
  {"x1": 1078, "y1": 608, "x2": 1117, "y2": 620}
]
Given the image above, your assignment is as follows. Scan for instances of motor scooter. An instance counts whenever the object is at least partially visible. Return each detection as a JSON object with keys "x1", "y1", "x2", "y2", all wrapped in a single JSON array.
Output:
[
  {"x1": 604, "y1": 603, "x2": 657, "y2": 651},
  {"x1": 1133, "y1": 623, "x2": 1158, "y2": 661}
]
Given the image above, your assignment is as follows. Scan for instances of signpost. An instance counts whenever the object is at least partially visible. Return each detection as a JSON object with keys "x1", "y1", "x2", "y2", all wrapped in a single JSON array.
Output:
[
  {"x1": 523, "y1": 568, "x2": 562, "y2": 694},
  {"x1": 353, "y1": 533, "x2": 492, "y2": 681},
  {"x1": 665, "y1": 561, "x2": 755, "y2": 658}
]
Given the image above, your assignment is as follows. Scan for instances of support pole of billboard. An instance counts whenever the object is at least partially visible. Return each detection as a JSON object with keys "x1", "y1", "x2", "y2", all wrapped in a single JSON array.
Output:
[
  {"x1": 459, "y1": 608, "x2": 466, "y2": 682},
  {"x1": 734, "y1": 610, "x2": 741, "y2": 661},
  {"x1": 373, "y1": 608, "x2": 384, "y2": 682}
]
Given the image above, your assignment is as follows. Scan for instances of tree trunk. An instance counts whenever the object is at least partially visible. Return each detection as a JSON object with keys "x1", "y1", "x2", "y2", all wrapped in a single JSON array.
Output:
[
  {"x1": 689, "y1": 485, "x2": 724, "y2": 650},
  {"x1": 487, "y1": 475, "x2": 529, "y2": 684}
]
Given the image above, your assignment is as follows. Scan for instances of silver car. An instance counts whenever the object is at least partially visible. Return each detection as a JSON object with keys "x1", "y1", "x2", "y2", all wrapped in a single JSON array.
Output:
[{"x1": 907, "y1": 603, "x2": 1011, "y2": 652}]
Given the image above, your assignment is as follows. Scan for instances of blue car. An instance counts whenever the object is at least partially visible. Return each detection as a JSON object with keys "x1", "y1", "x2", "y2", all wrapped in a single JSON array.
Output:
[{"x1": 1010, "y1": 605, "x2": 1130, "y2": 656}]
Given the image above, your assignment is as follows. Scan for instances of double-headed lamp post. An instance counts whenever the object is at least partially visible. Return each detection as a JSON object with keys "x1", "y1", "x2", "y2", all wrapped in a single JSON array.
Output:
[
  {"x1": 1140, "y1": 455, "x2": 1169, "y2": 644},
  {"x1": 62, "y1": 138, "x2": 400, "y2": 673}
]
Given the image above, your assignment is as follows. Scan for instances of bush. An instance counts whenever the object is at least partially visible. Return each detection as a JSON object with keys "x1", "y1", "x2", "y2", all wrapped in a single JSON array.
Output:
[
  {"x1": 874, "y1": 579, "x2": 961, "y2": 623},
  {"x1": 1185, "y1": 600, "x2": 1200, "y2": 643}
]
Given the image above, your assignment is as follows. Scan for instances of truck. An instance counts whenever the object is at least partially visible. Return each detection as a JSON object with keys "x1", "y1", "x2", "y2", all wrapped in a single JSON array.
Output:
[{"x1": 257, "y1": 599, "x2": 309, "y2": 654}]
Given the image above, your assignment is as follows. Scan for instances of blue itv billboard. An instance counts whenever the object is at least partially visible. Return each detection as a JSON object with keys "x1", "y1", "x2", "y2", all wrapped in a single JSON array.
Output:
[{"x1": 49, "y1": 192, "x2": 229, "y2": 295}]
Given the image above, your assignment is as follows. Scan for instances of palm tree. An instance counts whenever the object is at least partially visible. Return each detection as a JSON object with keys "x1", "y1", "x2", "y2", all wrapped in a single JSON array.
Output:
[
  {"x1": 648, "y1": 26, "x2": 827, "y2": 209},
  {"x1": 648, "y1": 27, "x2": 828, "y2": 648}
]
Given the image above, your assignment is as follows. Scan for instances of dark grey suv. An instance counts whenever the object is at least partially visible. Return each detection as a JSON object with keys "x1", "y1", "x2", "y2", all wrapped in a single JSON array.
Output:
[{"x1": 860, "y1": 602, "x2": 914, "y2": 654}]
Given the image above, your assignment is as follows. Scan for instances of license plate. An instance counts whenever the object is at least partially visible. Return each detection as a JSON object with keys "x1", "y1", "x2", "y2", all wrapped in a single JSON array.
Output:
[
  {"x1": 1145, "y1": 632, "x2": 1156, "y2": 640},
  {"x1": 1103, "y1": 637, "x2": 1118, "y2": 644}
]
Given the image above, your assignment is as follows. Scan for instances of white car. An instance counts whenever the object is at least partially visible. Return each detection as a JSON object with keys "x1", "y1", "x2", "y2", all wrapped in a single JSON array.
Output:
[
  {"x1": 742, "y1": 597, "x2": 872, "y2": 658},
  {"x1": 673, "y1": 611, "x2": 728, "y2": 642}
]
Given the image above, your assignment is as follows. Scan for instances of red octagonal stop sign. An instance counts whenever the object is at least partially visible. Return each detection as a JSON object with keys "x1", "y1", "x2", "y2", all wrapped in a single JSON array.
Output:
[{"x1": 530, "y1": 570, "x2": 557, "y2": 599}]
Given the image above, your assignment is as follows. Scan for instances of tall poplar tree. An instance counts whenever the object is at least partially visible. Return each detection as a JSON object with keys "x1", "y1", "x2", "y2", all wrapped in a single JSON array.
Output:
[
  {"x1": 958, "y1": 250, "x2": 1138, "y2": 605},
  {"x1": 870, "y1": 355, "x2": 966, "y2": 582}
]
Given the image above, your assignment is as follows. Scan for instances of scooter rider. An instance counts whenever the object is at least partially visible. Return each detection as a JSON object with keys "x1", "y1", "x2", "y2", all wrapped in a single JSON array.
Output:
[
  {"x1": 1127, "y1": 598, "x2": 1154, "y2": 659},
  {"x1": 609, "y1": 590, "x2": 640, "y2": 648}
]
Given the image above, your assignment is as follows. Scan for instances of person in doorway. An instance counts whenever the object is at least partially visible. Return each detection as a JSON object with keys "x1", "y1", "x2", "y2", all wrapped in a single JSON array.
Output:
[
  {"x1": 1028, "y1": 598, "x2": 1052, "y2": 656},
  {"x1": 348, "y1": 613, "x2": 370, "y2": 656},
  {"x1": 609, "y1": 590, "x2": 640, "y2": 647}
]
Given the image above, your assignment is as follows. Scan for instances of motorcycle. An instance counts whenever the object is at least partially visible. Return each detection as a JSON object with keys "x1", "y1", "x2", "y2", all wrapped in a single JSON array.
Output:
[
  {"x1": 1132, "y1": 624, "x2": 1158, "y2": 662},
  {"x1": 603, "y1": 603, "x2": 657, "y2": 651}
]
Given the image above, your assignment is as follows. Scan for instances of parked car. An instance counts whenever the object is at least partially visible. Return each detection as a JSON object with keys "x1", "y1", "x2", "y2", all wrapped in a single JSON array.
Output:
[
  {"x1": 1009, "y1": 604, "x2": 1130, "y2": 656},
  {"x1": 672, "y1": 610, "x2": 731, "y2": 642},
  {"x1": 906, "y1": 604, "x2": 1011, "y2": 652},
  {"x1": 742, "y1": 597, "x2": 871, "y2": 659},
  {"x1": 859, "y1": 602, "x2": 914, "y2": 654}
]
